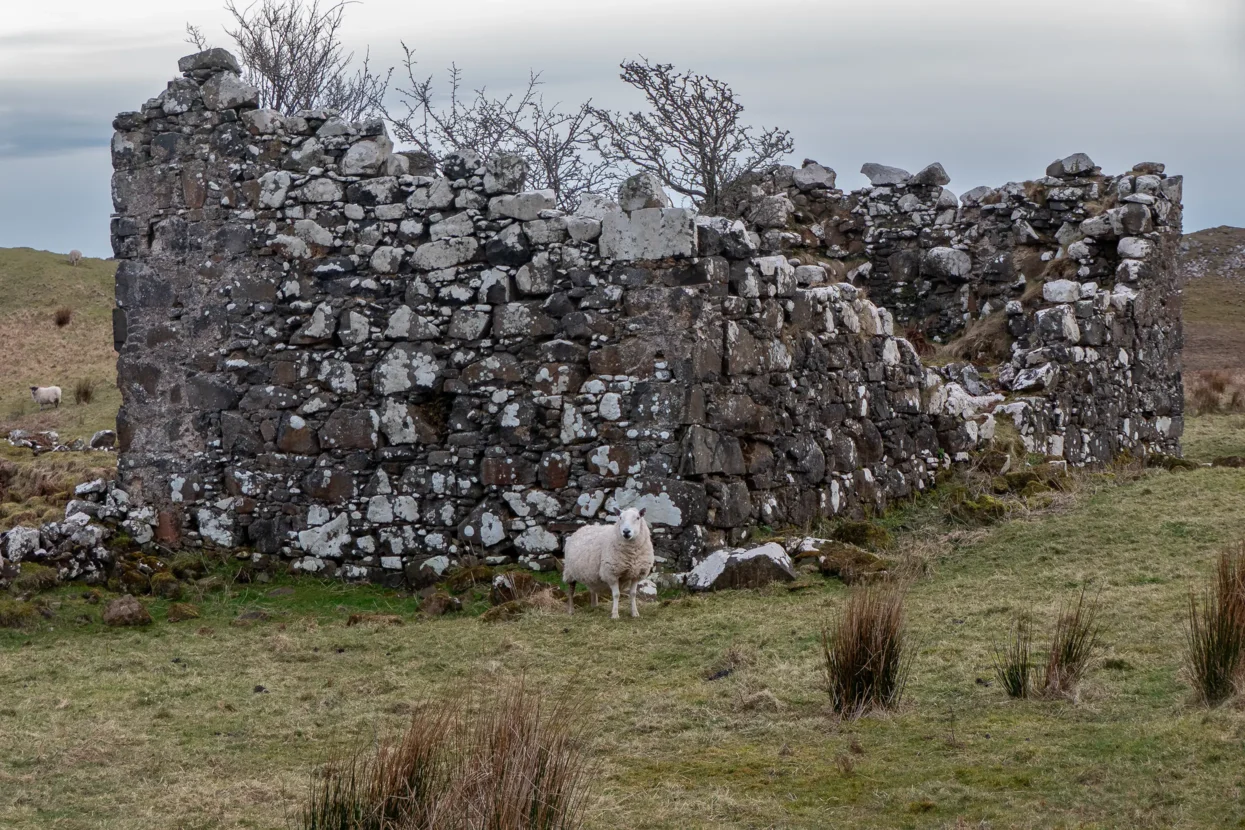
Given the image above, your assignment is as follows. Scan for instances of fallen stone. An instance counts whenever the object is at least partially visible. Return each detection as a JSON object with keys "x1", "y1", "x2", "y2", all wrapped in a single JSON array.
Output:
[
  {"x1": 912, "y1": 162, "x2": 951, "y2": 186},
  {"x1": 861, "y1": 163, "x2": 911, "y2": 186},
  {"x1": 103, "y1": 595, "x2": 153, "y2": 627},
  {"x1": 618, "y1": 173, "x2": 671, "y2": 211},
  {"x1": 686, "y1": 543, "x2": 797, "y2": 592}
]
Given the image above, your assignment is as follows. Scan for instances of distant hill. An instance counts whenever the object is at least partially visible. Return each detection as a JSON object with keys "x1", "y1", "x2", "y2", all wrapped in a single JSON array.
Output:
[
  {"x1": 0, "y1": 247, "x2": 119, "y2": 440},
  {"x1": 1180, "y1": 226, "x2": 1245, "y2": 371}
]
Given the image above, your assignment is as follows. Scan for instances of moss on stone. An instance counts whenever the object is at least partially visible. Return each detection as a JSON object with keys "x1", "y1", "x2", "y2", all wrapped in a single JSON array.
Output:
[
  {"x1": 166, "y1": 603, "x2": 200, "y2": 623},
  {"x1": 0, "y1": 599, "x2": 43, "y2": 629},
  {"x1": 831, "y1": 521, "x2": 892, "y2": 552},
  {"x1": 150, "y1": 572, "x2": 184, "y2": 600},
  {"x1": 12, "y1": 563, "x2": 59, "y2": 594}
]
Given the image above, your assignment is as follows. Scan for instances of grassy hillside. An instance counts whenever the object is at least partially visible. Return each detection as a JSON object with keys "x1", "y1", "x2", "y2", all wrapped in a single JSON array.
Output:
[
  {"x1": 4, "y1": 447, "x2": 1245, "y2": 828},
  {"x1": 1181, "y1": 226, "x2": 1245, "y2": 371},
  {"x1": 0, "y1": 247, "x2": 119, "y2": 441}
]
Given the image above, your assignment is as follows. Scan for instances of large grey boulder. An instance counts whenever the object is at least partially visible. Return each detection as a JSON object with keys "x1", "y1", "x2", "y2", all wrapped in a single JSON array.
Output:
[
  {"x1": 201, "y1": 72, "x2": 259, "y2": 111},
  {"x1": 686, "y1": 543, "x2": 797, "y2": 591},
  {"x1": 599, "y1": 208, "x2": 696, "y2": 261},
  {"x1": 912, "y1": 162, "x2": 951, "y2": 187},
  {"x1": 1046, "y1": 153, "x2": 1097, "y2": 178},
  {"x1": 489, "y1": 191, "x2": 556, "y2": 222},
  {"x1": 178, "y1": 49, "x2": 241, "y2": 74},
  {"x1": 483, "y1": 155, "x2": 528, "y2": 194},
  {"x1": 618, "y1": 173, "x2": 671, "y2": 212},
  {"x1": 341, "y1": 136, "x2": 393, "y2": 176},
  {"x1": 861, "y1": 163, "x2": 911, "y2": 186},
  {"x1": 921, "y1": 247, "x2": 972, "y2": 280},
  {"x1": 792, "y1": 161, "x2": 836, "y2": 191},
  {"x1": 1042, "y1": 279, "x2": 1081, "y2": 304}
]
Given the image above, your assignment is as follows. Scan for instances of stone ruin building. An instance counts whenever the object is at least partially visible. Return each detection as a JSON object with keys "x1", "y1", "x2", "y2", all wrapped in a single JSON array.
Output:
[{"x1": 104, "y1": 49, "x2": 1185, "y2": 582}]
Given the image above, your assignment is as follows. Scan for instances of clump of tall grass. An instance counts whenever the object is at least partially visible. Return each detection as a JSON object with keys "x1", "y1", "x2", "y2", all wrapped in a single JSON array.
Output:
[
  {"x1": 1040, "y1": 588, "x2": 1101, "y2": 700},
  {"x1": 821, "y1": 584, "x2": 911, "y2": 719},
  {"x1": 300, "y1": 682, "x2": 592, "y2": 830},
  {"x1": 74, "y1": 378, "x2": 96, "y2": 405},
  {"x1": 992, "y1": 617, "x2": 1034, "y2": 699},
  {"x1": 1186, "y1": 550, "x2": 1245, "y2": 706},
  {"x1": 53, "y1": 307, "x2": 73, "y2": 327}
]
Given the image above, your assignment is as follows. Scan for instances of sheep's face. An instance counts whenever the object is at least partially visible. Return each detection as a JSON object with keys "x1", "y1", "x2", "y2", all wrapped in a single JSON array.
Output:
[{"x1": 617, "y1": 507, "x2": 647, "y2": 542}]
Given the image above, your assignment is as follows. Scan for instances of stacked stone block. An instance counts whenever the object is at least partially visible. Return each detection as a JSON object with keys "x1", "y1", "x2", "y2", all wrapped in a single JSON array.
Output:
[{"x1": 108, "y1": 52, "x2": 1183, "y2": 579}]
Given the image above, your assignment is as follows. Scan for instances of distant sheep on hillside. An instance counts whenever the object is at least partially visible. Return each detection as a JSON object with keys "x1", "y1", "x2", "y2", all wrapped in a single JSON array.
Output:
[
  {"x1": 67, "y1": 250, "x2": 82, "y2": 266},
  {"x1": 562, "y1": 507, "x2": 654, "y2": 619},
  {"x1": 30, "y1": 386, "x2": 61, "y2": 410}
]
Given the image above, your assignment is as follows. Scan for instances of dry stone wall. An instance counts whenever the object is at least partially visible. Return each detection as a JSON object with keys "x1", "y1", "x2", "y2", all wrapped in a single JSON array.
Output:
[{"x1": 106, "y1": 51, "x2": 1184, "y2": 580}]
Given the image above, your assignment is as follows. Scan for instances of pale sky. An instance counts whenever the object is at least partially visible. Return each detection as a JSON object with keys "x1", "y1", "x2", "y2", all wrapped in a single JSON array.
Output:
[{"x1": 1, "y1": 0, "x2": 1242, "y2": 257}]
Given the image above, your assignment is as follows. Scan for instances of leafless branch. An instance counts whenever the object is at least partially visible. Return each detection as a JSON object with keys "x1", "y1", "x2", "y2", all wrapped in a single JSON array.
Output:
[
  {"x1": 189, "y1": 0, "x2": 391, "y2": 121},
  {"x1": 589, "y1": 58, "x2": 794, "y2": 213},
  {"x1": 382, "y1": 48, "x2": 615, "y2": 209}
]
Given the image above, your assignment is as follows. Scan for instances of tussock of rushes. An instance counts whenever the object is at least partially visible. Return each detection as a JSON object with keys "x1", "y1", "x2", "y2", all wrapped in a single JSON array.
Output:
[
  {"x1": 821, "y1": 584, "x2": 911, "y2": 719},
  {"x1": 1186, "y1": 549, "x2": 1245, "y2": 706},
  {"x1": 53, "y1": 307, "x2": 72, "y2": 327},
  {"x1": 301, "y1": 682, "x2": 592, "y2": 830},
  {"x1": 1040, "y1": 588, "x2": 1101, "y2": 699},
  {"x1": 74, "y1": 378, "x2": 95, "y2": 406},
  {"x1": 993, "y1": 617, "x2": 1034, "y2": 699}
]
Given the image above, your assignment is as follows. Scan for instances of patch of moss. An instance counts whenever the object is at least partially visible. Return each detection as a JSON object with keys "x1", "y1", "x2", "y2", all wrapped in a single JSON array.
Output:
[
  {"x1": 951, "y1": 492, "x2": 1008, "y2": 525},
  {"x1": 0, "y1": 599, "x2": 45, "y2": 629},
  {"x1": 813, "y1": 541, "x2": 890, "y2": 585},
  {"x1": 119, "y1": 567, "x2": 151, "y2": 595},
  {"x1": 12, "y1": 563, "x2": 59, "y2": 594},
  {"x1": 169, "y1": 552, "x2": 208, "y2": 580},
  {"x1": 166, "y1": 603, "x2": 200, "y2": 623},
  {"x1": 150, "y1": 572, "x2": 184, "y2": 600},
  {"x1": 1147, "y1": 454, "x2": 1200, "y2": 472},
  {"x1": 444, "y1": 564, "x2": 493, "y2": 594},
  {"x1": 831, "y1": 521, "x2": 892, "y2": 552}
]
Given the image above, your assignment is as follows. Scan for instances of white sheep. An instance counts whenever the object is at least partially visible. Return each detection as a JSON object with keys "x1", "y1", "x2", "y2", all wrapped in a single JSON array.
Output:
[
  {"x1": 562, "y1": 507, "x2": 653, "y2": 619},
  {"x1": 30, "y1": 386, "x2": 62, "y2": 410},
  {"x1": 67, "y1": 250, "x2": 83, "y2": 266}
]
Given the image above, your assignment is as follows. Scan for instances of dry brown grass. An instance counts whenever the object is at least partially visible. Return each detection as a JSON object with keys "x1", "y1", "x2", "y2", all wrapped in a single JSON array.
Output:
[
  {"x1": 1186, "y1": 369, "x2": 1245, "y2": 415},
  {"x1": 0, "y1": 445, "x2": 115, "y2": 531},
  {"x1": 821, "y1": 583, "x2": 911, "y2": 719},
  {"x1": 301, "y1": 681, "x2": 592, "y2": 830},
  {"x1": 932, "y1": 312, "x2": 1010, "y2": 364},
  {"x1": 0, "y1": 248, "x2": 119, "y2": 442},
  {"x1": 73, "y1": 378, "x2": 96, "y2": 406}
]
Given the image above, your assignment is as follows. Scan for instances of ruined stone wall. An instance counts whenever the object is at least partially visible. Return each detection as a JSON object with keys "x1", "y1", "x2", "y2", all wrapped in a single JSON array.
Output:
[{"x1": 108, "y1": 51, "x2": 1183, "y2": 579}]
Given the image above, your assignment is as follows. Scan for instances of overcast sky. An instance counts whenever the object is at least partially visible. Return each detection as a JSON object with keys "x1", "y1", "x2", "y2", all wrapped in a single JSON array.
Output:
[{"x1": 1, "y1": 0, "x2": 1242, "y2": 257}]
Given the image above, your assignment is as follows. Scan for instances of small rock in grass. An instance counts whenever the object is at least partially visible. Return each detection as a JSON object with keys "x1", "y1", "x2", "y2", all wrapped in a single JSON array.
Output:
[
  {"x1": 103, "y1": 595, "x2": 152, "y2": 627},
  {"x1": 167, "y1": 603, "x2": 200, "y2": 623}
]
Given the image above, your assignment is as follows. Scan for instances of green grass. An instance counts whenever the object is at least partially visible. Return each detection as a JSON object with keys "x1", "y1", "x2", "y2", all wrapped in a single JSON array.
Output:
[
  {"x1": 0, "y1": 247, "x2": 119, "y2": 441},
  {"x1": 1182, "y1": 414, "x2": 1245, "y2": 462},
  {"x1": 5, "y1": 429, "x2": 1245, "y2": 828}
]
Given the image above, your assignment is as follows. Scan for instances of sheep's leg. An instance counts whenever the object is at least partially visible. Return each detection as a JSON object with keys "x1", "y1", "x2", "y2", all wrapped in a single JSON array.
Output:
[
  {"x1": 589, "y1": 591, "x2": 598, "y2": 609},
  {"x1": 566, "y1": 581, "x2": 576, "y2": 615},
  {"x1": 629, "y1": 582, "x2": 640, "y2": 618},
  {"x1": 609, "y1": 580, "x2": 621, "y2": 620}
]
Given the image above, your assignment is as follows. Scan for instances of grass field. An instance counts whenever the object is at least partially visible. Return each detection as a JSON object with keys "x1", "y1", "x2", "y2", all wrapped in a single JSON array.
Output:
[
  {"x1": 3, "y1": 426, "x2": 1245, "y2": 829},
  {"x1": 0, "y1": 247, "x2": 120, "y2": 441},
  {"x1": 3, "y1": 242, "x2": 1245, "y2": 829}
]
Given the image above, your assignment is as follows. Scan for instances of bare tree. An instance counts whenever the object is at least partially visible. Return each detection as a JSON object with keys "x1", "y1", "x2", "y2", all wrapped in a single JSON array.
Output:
[
  {"x1": 383, "y1": 45, "x2": 613, "y2": 210},
  {"x1": 187, "y1": 0, "x2": 390, "y2": 122},
  {"x1": 590, "y1": 58, "x2": 794, "y2": 213}
]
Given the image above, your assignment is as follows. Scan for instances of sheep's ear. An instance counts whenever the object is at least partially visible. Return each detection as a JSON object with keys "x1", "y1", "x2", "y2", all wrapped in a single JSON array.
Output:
[{"x1": 638, "y1": 508, "x2": 647, "y2": 518}]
